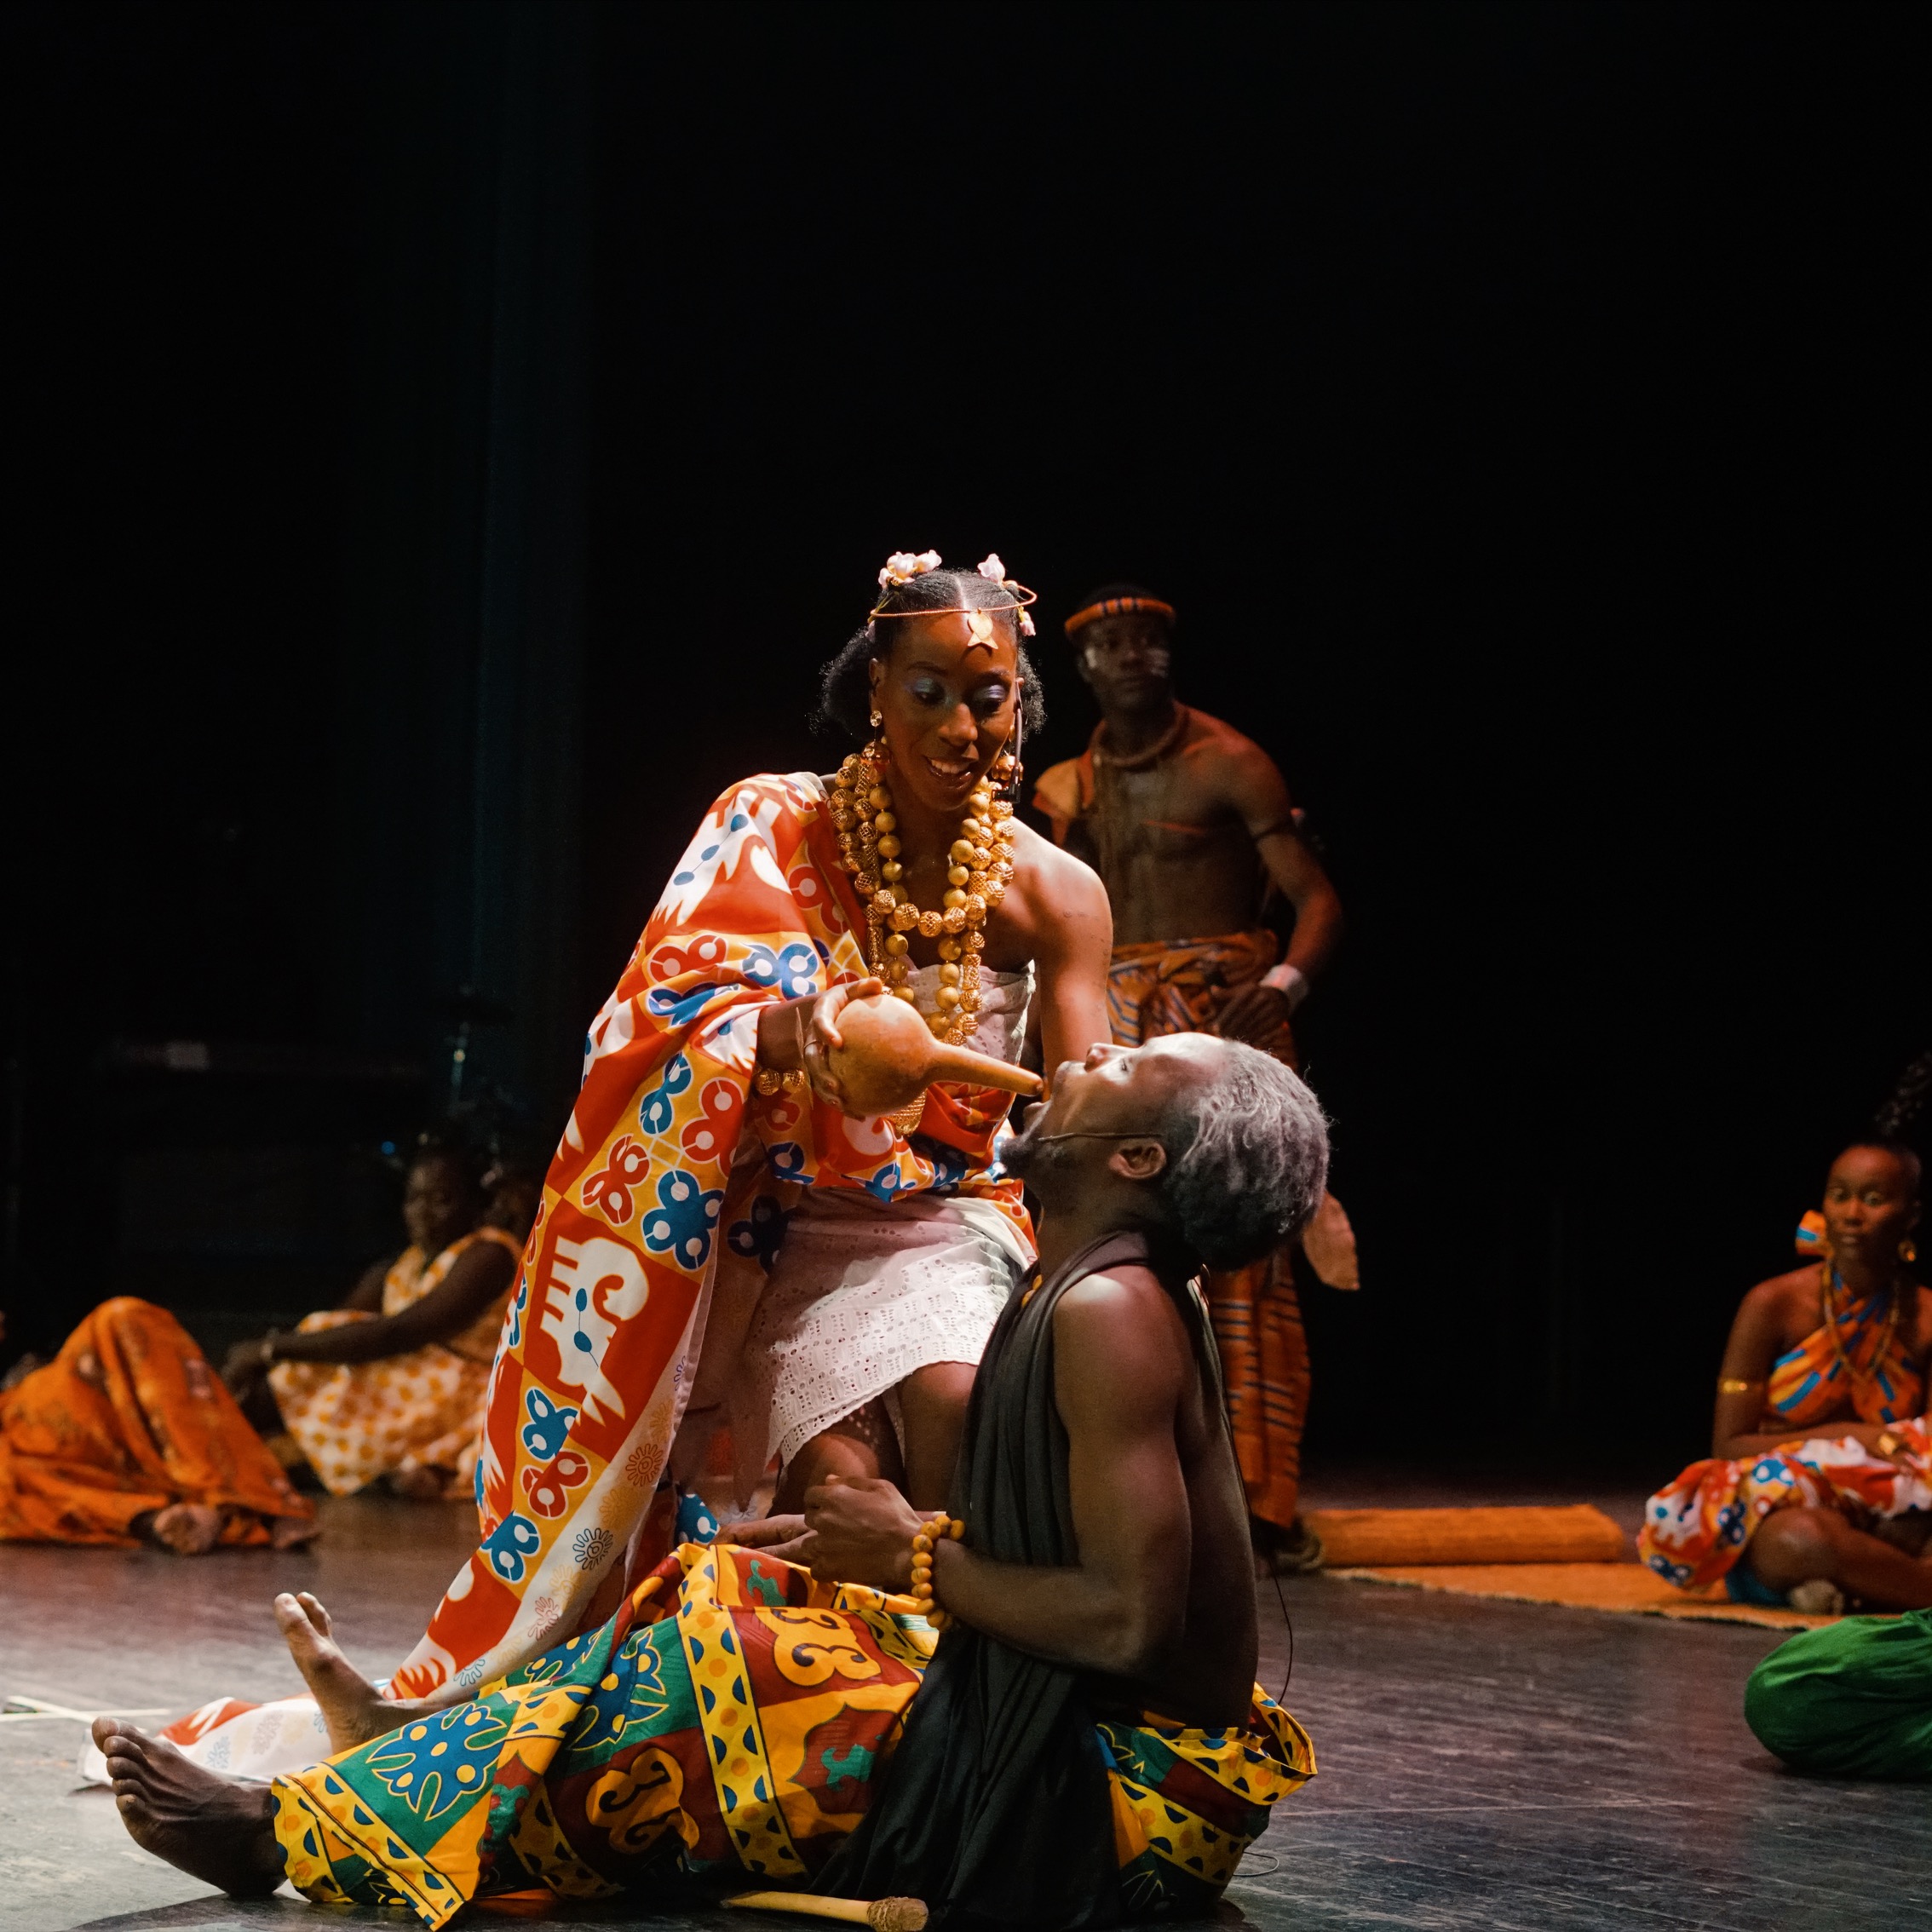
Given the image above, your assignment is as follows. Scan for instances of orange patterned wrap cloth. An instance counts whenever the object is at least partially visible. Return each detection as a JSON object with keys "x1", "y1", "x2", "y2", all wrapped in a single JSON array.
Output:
[
  {"x1": 271, "y1": 1542, "x2": 1314, "y2": 1928},
  {"x1": 1642, "y1": 1419, "x2": 1932, "y2": 1592},
  {"x1": 0, "y1": 1297, "x2": 309, "y2": 1544}
]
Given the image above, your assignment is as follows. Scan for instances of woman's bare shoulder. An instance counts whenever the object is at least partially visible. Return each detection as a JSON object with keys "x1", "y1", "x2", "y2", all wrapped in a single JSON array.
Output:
[
  {"x1": 1011, "y1": 817, "x2": 1100, "y2": 883},
  {"x1": 1907, "y1": 1279, "x2": 1932, "y2": 1345},
  {"x1": 1010, "y1": 819, "x2": 1107, "y2": 913},
  {"x1": 1734, "y1": 1264, "x2": 1822, "y2": 1326}
]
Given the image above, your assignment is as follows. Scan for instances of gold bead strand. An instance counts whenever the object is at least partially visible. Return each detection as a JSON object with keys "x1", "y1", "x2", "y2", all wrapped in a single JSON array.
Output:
[{"x1": 829, "y1": 738, "x2": 1013, "y2": 1055}]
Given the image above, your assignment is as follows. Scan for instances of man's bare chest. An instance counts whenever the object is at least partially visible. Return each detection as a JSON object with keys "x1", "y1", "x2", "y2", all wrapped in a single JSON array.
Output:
[{"x1": 1093, "y1": 766, "x2": 1250, "y2": 863}]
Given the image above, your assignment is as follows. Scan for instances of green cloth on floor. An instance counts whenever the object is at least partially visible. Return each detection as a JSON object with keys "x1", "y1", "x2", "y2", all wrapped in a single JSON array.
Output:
[{"x1": 1745, "y1": 1608, "x2": 1932, "y2": 1780}]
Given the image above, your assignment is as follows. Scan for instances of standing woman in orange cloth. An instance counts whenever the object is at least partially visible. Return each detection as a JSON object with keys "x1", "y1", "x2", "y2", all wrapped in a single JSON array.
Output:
[{"x1": 0, "y1": 1302, "x2": 314, "y2": 1552}]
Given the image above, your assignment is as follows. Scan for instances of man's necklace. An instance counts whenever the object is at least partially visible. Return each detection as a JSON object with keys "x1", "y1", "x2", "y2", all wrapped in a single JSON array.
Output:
[{"x1": 1092, "y1": 703, "x2": 1191, "y2": 772}]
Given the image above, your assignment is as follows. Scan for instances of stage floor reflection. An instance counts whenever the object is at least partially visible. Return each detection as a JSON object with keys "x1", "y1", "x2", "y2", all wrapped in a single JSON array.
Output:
[{"x1": 3, "y1": 1489, "x2": 1923, "y2": 1932}]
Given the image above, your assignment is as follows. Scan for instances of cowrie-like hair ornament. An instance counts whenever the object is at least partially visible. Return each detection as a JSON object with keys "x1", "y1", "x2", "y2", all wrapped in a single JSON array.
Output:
[
  {"x1": 977, "y1": 553, "x2": 1037, "y2": 636},
  {"x1": 870, "y1": 549, "x2": 1039, "y2": 633},
  {"x1": 878, "y1": 549, "x2": 942, "y2": 589}
]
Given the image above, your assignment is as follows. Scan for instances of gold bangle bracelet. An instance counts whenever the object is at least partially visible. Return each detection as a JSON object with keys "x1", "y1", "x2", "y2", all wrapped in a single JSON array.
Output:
[
  {"x1": 1716, "y1": 1377, "x2": 1761, "y2": 1395},
  {"x1": 755, "y1": 1003, "x2": 814, "y2": 1099}
]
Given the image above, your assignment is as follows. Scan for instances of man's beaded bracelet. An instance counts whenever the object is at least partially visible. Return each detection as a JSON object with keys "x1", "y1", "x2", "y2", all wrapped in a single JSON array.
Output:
[{"x1": 909, "y1": 1512, "x2": 963, "y2": 1629}]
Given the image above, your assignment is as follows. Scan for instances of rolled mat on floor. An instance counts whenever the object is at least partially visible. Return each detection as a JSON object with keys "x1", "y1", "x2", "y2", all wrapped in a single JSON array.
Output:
[
  {"x1": 1302, "y1": 1504, "x2": 1627, "y2": 1567},
  {"x1": 1331, "y1": 1562, "x2": 1840, "y2": 1630}
]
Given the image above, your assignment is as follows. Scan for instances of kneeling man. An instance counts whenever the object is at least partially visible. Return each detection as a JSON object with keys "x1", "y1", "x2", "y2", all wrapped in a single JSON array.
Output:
[{"x1": 95, "y1": 1033, "x2": 1325, "y2": 1929}]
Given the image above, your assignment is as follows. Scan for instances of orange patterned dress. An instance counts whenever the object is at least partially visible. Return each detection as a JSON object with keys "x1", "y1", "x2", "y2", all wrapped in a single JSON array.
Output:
[
  {"x1": 0, "y1": 1297, "x2": 309, "y2": 1544},
  {"x1": 269, "y1": 1228, "x2": 521, "y2": 1497}
]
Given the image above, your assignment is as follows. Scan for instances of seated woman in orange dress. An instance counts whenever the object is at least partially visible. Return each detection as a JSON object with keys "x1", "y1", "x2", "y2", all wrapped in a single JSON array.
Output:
[
  {"x1": 0, "y1": 1302, "x2": 313, "y2": 1553},
  {"x1": 221, "y1": 1143, "x2": 522, "y2": 1501},
  {"x1": 1640, "y1": 1138, "x2": 1932, "y2": 1611}
]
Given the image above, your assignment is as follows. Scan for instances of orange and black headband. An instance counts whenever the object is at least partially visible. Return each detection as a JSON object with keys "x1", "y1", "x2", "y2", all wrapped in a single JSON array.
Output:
[{"x1": 1064, "y1": 595, "x2": 1176, "y2": 637}]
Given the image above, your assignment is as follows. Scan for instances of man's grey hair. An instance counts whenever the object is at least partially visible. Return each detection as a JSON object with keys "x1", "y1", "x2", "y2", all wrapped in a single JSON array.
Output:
[{"x1": 1157, "y1": 1041, "x2": 1330, "y2": 1269}]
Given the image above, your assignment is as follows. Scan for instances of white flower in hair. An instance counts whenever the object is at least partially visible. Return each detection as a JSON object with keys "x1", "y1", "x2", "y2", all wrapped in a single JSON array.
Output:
[
  {"x1": 976, "y1": 554, "x2": 1007, "y2": 583},
  {"x1": 878, "y1": 549, "x2": 943, "y2": 589}
]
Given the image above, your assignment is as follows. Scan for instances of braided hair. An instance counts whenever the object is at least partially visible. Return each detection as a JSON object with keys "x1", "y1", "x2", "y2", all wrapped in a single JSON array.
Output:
[
  {"x1": 1858, "y1": 1050, "x2": 1932, "y2": 1198},
  {"x1": 814, "y1": 566, "x2": 1047, "y2": 743}
]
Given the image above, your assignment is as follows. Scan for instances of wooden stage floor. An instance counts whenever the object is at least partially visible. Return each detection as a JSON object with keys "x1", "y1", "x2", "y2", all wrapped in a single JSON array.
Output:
[{"x1": 2, "y1": 1490, "x2": 1924, "y2": 1932}]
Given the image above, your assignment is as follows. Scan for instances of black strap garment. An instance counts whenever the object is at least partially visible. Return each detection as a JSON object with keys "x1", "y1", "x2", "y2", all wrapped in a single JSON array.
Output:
[{"x1": 817, "y1": 1228, "x2": 1196, "y2": 1931}]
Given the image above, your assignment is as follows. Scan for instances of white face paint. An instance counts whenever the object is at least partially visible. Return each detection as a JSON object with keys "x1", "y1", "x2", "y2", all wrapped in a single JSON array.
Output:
[
  {"x1": 1082, "y1": 640, "x2": 1172, "y2": 678},
  {"x1": 1079, "y1": 618, "x2": 1172, "y2": 684}
]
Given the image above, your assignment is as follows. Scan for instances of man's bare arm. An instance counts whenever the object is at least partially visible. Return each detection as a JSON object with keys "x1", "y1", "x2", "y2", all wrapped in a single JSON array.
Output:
[
  {"x1": 803, "y1": 1269, "x2": 1192, "y2": 1676},
  {"x1": 1216, "y1": 740, "x2": 1343, "y2": 979},
  {"x1": 1210, "y1": 740, "x2": 1342, "y2": 1045},
  {"x1": 1253, "y1": 829, "x2": 1343, "y2": 980}
]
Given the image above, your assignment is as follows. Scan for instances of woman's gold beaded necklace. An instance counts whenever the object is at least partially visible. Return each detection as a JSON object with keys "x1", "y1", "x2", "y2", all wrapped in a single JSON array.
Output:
[
  {"x1": 1819, "y1": 1254, "x2": 1906, "y2": 1392},
  {"x1": 830, "y1": 739, "x2": 1020, "y2": 1048}
]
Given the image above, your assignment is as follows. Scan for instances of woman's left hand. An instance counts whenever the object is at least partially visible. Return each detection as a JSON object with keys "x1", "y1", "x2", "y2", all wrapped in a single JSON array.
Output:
[{"x1": 723, "y1": 1512, "x2": 815, "y2": 1565}]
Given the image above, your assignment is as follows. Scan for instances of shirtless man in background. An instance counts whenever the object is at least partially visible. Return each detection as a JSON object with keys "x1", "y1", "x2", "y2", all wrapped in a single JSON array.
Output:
[{"x1": 1034, "y1": 584, "x2": 1355, "y2": 1569}]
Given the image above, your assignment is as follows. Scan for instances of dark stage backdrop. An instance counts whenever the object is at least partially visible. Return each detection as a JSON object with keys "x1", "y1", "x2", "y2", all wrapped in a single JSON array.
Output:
[{"x1": 5, "y1": 2, "x2": 1924, "y2": 1475}]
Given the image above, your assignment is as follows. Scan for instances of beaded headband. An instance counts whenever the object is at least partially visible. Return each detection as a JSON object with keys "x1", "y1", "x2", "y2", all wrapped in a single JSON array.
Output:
[
  {"x1": 870, "y1": 550, "x2": 1038, "y2": 637},
  {"x1": 1064, "y1": 593, "x2": 1176, "y2": 637}
]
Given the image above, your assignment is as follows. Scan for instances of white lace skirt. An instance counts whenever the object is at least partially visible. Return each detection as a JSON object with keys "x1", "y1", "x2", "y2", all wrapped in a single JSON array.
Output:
[{"x1": 727, "y1": 1187, "x2": 1032, "y2": 1494}]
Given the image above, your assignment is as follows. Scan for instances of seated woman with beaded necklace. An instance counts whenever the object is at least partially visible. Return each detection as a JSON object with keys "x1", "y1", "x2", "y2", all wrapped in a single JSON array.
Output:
[
  {"x1": 695, "y1": 550, "x2": 1113, "y2": 1521},
  {"x1": 1641, "y1": 1136, "x2": 1932, "y2": 1610}
]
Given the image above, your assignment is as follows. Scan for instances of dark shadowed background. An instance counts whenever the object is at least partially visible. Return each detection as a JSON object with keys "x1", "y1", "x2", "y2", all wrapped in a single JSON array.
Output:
[{"x1": 3, "y1": 1, "x2": 1923, "y2": 1476}]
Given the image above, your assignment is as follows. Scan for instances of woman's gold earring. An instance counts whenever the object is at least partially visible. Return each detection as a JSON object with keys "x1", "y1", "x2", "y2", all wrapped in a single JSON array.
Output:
[
  {"x1": 1901, "y1": 1238, "x2": 1918, "y2": 1265},
  {"x1": 870, "y1": 709, "x2": 883, "y2": 727}
]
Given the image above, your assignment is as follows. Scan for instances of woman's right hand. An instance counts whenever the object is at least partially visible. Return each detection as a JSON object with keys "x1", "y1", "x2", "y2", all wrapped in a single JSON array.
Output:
[{"x1": 800, "y1": 976, "x2": 883, "y2": 1113}]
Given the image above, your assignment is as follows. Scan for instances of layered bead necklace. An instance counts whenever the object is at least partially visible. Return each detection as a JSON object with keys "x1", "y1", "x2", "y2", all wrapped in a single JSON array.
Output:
[
  {"x1": 831, "y1": 740, "x2": 1020, "y2": 1048},
  {"x1": 1819, "y1": 1258, "x2": 1906, "y2": 1391}
]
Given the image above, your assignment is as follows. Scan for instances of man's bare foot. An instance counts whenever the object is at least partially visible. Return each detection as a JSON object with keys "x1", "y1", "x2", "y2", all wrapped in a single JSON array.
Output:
[
  {"x1": 272, "y1": 1591, "x2": 411, "y2": 1752},
  {"x1": 144, "y1": 1504, "x2": 225, "y2": 1555},
  {"x1": 90, "y1": 1718, "x2": 285, "y2": 1896},
  {"x1": 270, "y1": 1513, "x2": 319, "y2": 1550}
]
